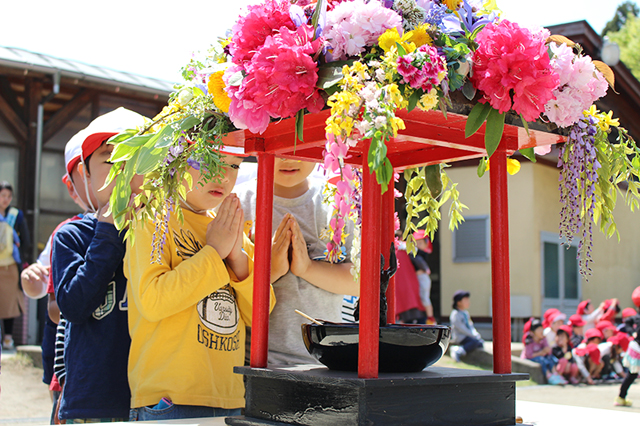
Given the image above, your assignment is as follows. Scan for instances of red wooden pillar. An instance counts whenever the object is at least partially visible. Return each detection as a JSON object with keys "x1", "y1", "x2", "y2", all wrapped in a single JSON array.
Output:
[
  {"x1": 250, "y1": 152, "x2": 275, "y2": 368},
  {"x1": 359, "y1": 141, "x2": 382, "y2": 378},
  {"x1": 489, "y1": 147, "x2": 512, "y2": 374},
  {"x1": 382, "y1": 178, "x2": 396, "y2": 323}
]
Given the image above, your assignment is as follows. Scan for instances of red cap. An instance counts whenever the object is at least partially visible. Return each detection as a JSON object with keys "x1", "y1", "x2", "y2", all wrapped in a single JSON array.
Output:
[
  {"x1": 543, "y1": 308, "x2": 560, "y2": 328},
  {"x1": 558, "y1": 324, "x2": 573, "y2": 337},
  {"x1": 584, "y1": 328, "x2": 604, "y2": 342},
  {"x1": 622, "y1": 307, "x2": 637, "y2": 319},
  {"x1": 569, "y1": 314, "x2": 585, "y2": 327},
  {"x1": 413, "y1": 230, "x2": 427, "y2": 240},
  {"x1": 596, "y1": 320, "x2": 615, "y2": 333},
  {"x1": 575, "y1": 344, "x2": 601, "y2": 365},
  {"x1": 577, "y1": 300, "x2": 590, "y2": 315},
  {"x1": 608, "y1": 334, "x2": 631, "y2": 352},
  {"x1": 633, "y1": 286, "x2": 640, "y2": 308}
]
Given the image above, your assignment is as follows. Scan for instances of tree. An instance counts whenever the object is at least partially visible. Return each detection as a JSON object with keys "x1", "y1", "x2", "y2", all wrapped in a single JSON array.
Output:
[
  {"x1": 602, "y1": 1, "x2": 639, "y2": 36},
  {"x1": 607, "y1": 14, "x2": 640, "y2": 80}
]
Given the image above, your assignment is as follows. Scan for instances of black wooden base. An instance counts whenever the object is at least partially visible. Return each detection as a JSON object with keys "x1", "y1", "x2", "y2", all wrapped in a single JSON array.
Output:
[{"x1": 226, "y1": 365, "x2": 528, "y2": 426}]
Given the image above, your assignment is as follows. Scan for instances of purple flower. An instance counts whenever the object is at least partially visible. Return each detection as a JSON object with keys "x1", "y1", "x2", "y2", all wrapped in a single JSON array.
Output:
[{"x1": 187, "y1": 157, "x2": 201, "y2": 170}]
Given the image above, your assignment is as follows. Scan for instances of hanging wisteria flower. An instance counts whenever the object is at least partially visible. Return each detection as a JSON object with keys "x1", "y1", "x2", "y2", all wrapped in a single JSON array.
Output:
[
  {"x1": 544, "y1": 42, "x2": 609, "y2": 127},
  {"x1": 471, "y1": 20, "x2": 560, "y2": 121},
  {"x1": 325, "y1": 0, "x2": 402, "y2": 60},
  {"x1": 558, "y1": 116, "x2": 600, "y2": 277}
]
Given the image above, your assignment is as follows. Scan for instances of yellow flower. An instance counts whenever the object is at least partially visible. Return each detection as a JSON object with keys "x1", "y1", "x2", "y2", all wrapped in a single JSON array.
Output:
[
  {"x1": 406, "y1": 24, "x2": 433, "y2": 47},
  {"x1": 386, "y1": 84, "x2": 406, "y2": 109},
  {"x1": 597, "y1": 110, "x2": 620, "y2": 132},
  {"x1": 208, "y1": 71, "x2": 231, "y2": 113},
  {"x1": 390, "y1": 117, "x2": 406, "y2": 137},
  {"x1": 378, "y1": 28, "x2": 416, "y2": 53},
  {"x1": 479, "y1": 0, "x2": 501, "y2": 15},
  {"x1": 507, "y1": 158, "x2": 521, "y2": 175},
  {"x1": 584, "y1": 105, "x2": 599, "y2": 118},
  {"x1": 485, "y1": 158, "x2": 522, "y2": 175},
  {"x1": 444, "y1": 0, "x2": 463, "y2": 10},
  {"x1": 417, "y1": 88, "x2": 439, "y2": 111}
]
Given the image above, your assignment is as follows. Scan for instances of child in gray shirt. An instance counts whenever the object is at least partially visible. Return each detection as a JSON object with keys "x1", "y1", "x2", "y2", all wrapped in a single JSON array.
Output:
[{"x1": 449, "y1": 290, "x2": 484, "y2": 362}]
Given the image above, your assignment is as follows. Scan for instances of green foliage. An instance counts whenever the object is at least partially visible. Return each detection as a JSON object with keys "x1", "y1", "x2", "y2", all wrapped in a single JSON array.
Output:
[
  {"x1": 601, "y1": 1, "x2": 639, "y2": 36},
  {"x1": 402, "y1": 165, "x2": 467, "y2": 254},
  {"x1": 607, "y1": 13, "x2": 640, "y2": 81},
  {"x1": 484, "y1": 107, "x2": 505, "y2": 158}
]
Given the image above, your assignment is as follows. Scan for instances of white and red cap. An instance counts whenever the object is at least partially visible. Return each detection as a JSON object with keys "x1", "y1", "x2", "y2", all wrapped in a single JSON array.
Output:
[{"x1": 63, "y1": 107, "x2": 148, "y2": 183}]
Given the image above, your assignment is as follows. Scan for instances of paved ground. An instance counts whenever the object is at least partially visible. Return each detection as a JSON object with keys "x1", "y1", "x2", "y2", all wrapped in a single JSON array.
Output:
[{"x1": 0, "y1": 349, "x2": 638, "y2": 426}]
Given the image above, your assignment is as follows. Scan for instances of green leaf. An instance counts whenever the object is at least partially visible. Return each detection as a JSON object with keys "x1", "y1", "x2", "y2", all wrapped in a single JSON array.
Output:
[
  {"x1": 465, "y1": 102, "x2": 492, "y2": 138},
  {"x1": 461, "y1": 80, "x2": 476, "y2": 101},
  {"x1": 484, "y1": 107, "x2": 505, "y2": 158},
  {"x1": 178, "y1": 115, "x2": 202, "y2": 132},
  {"x1": 107, "y1": 129, "x2": 137, "y2": 144},
  {"x1": 110, "y1": 143, "x2": 137, "y2": 163},
  {"x1": 317, "y1": 65, "x2": 345, "y2": 89},
  {"x1": 396, "y1": 42, "x2": 407, "y2": 57},
  {"x1": 407, "y1": 90, "x2": 421, "y2": 112},
  {"x1": 519, "y1": 114, "x2": 530, "y2": 137},
  {"x1": 519, "y1": 147, "x2": 536, "y2": 163},
  {"x1": 477, "y1": 156, "x2": 487, "y2": 177},
  {"x1": 227, "y1": 70, "x2": 244, "y2": 87},
  {"x1": 136, "y1": 147, "x2": 166, "y2": 174},
  {"x1": 295, "y1": 110, "x2": 304, "y2": 147}
]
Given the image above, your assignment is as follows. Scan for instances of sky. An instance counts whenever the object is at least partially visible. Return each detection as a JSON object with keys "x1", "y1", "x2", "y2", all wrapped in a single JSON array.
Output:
[{"x1": 0, "y1": 0, "x2": 635, "y2": 84}]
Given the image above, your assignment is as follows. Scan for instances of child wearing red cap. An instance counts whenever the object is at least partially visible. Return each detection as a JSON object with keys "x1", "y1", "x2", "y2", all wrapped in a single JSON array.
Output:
[
  {"x1": 544, "y1": 311, "x2": 566, "y2": 346},
  {"x1": 552, "y1": 326, "x2": 580, "y2": 384},
  {"x1": 568, "y1": 314, "x2": 585, "y2": 348},
  {"x1": 573, "y1": 344, "x2": 603, "y2": 385},
  {"x1": 577, "y1": 299, "x2": 605, "y2": 332},
  {"x1": 616, "y1": 286, "x2": 640, "y2": 406},
  {"x1": 409, "y1": 230, "x2": 435, "y2": 324}
]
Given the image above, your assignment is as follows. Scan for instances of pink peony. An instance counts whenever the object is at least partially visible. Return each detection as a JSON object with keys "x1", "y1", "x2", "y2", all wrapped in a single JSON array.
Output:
[
  {"x1": 471, "y1": 20, "x2": 560, "y2": 122},
  {"x1": 229, "y1": 0, "x2": 297, "y2": 67},
  {"x1": 325, "y1": 0, "x2": 402, "y2": 60}
]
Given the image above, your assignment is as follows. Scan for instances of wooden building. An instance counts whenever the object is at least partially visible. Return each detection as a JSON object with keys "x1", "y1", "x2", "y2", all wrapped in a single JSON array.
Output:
[{"x1": 0, "y1": 46, "x2": 171, "y2": 344}]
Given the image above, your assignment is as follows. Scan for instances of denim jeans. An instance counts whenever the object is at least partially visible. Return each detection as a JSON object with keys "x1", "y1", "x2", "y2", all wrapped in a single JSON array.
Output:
[
  {"x1": 460, "y1": 336, "x2": 484, "y2": 354},
  {"x1": 530, "y1": 355, "x2": 558, "y2": 376},
  {"x1": 130, "y1": 404, "x2": 241, "y2": 421}
]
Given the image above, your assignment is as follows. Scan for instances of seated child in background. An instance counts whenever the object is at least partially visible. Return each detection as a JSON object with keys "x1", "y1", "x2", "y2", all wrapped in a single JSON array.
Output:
[
  {"x1": 573, "y1": 343, "x2": 603, "y2": 384},
  {"x1": 552, "y1": 325, "x2": 579, "y2": 384},
  {"x1": 236, "y1": 159, "x2": 358, "y2": 365},
  {"x1": 596, "y1": 320, "x2": 617, "y2": 341},
  {"x1": 568, "y1": 314, "x2": 585, "y2": 348},
  {"x1": 599, "y1": 333, "x2": 628, "y2": 380},
  {"x1": 522, "y1": 319, "x2": 564, "y2": 384},
  {"x1": 126, "y1": 148, "x2": 274, "y2": 421},
  {"x1": 449, "y1": 291, "x2": 484, "y2": 362},
  {"x1": 616, "y1": 285, "x2": 640, "y2": 406},
  {"x1": 544, "y1": 311, "x2": 566, "y2": 346},
  {"x1": 619, "y1": 307, "x2": 638, "y2": 335},
  {"x1": 52, "y1": 108, "x2": 147, "y2": 422}
]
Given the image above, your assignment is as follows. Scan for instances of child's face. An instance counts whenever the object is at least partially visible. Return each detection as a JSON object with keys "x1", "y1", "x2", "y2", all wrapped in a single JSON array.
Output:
[
  {"x1": 584, "y1": 303, "x2": 593, "y2": 314},
  {"x1": 273, "y1": 158, "x2": 316, "y2": 189},
  {"x1": 185, "y1": 154, "x2": 243, "y2": 213},
  {"x1": 573, "y1": 326, "x2": 583, "y2": 336},
  {"x1": 533, "y1": 326, "x2": 544, "y2": 340},
  {"x1": 551, "y1": 319, "x2": 563, "y2": 332},
  {"x1": 556, "y1": 332, "x2": 568, "y2": 346},
  {"x1": 0, "y1": 188, "x2": 12, "y2": 211},
  {"x1": 603, "y1": 328, "x2": 615, "y2": 339},
  {"x1": 458, "y1": 296, "x2": 471, "y2": 310},
  {"x1": 87, "y1": 143, "x2": 116, "y2": 208},
  {"x1": 416, "y1": 238, "x2": 429, "y2": 252}
]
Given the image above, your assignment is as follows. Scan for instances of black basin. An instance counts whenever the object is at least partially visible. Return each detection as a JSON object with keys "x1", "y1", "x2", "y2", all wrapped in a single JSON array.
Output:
[{"x1": 301, "y1": 323, "x2": 451, "y2": 373}]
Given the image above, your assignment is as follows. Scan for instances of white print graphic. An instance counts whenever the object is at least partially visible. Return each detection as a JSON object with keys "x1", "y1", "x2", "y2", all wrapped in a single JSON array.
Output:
[
  {"x1": 93, "y1": 281, "x2": 116, "y2": 320},
  {"x1": 196, "y1": 286, "x2": 239, "y2": 335}
]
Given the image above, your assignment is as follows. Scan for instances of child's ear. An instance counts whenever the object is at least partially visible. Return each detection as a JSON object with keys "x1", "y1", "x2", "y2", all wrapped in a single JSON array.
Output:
[{"x1": 77, "y1": 162, "x2": 89, "y2": 178}]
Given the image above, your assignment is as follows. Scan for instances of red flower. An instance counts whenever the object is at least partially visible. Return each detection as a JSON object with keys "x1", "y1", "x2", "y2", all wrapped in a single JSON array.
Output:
[{"x1": 471, "y1": 20, "x2": 559, "y2": 122}]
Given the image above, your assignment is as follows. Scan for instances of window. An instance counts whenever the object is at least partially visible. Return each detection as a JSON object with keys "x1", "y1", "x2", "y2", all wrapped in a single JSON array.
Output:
[
  {"x1": 541, "y1": 232, "x2": 580, "y2": 313},
  {"x1": 453, "y1": 216, "x2": 490, "y2": 262}
]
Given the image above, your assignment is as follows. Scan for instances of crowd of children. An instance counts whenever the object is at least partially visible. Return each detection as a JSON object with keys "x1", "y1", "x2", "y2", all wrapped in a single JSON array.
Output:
[{"x1": 519, "y1": 291, "x2": 640, "y2": 406}]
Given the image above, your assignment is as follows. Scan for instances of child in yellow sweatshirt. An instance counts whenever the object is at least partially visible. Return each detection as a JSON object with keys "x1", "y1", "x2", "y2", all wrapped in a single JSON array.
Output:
[{"x1": 125, "y1": 151, "x2": 274, "y2": 421}]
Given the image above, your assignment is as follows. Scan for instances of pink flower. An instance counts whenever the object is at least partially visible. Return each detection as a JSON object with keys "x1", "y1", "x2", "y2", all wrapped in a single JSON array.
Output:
[
  {"x1": 471, "y1": 20, "x2": 560, "y2": 122},
  {"x1": 396, "y1": 45, "x2": 446, "y2": 92},
  {"x1": 325, "y1": 0, "x2": 402, "y2": 60},
  {"x1": 229, "y1": 0, "x2": 297, "y2": 66}
]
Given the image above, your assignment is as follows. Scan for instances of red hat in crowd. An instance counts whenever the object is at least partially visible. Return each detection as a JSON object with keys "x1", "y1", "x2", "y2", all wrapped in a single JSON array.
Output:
[
  {"x1": 542, "y1": 308, "x2": 560, "y2": 328},
  {"x1": 633, "y1": 286, "x2": 640, "y2": 308},
  {"x1": 584, "y1": 328, "x2": 604, "y2": 342},
  {"x1": 596, "y1": 320, "x2": 616, "y2": 333},
  {"x1": 550, "y1": 312, "x2": 566, "y2": 325},
  {"x1": 569, "y1": 314, "x2": 585, "y2": 327},
  {"x1": 575, "y1": 344, "x2": 601, "y2": 364},
  {"x1": 558, "y1": 325, "x2": 573, "y2": 337},
  {"x1": 622, "y1": 307, "x2": 637, "y2": 319},
  {"x1": 576, "y1": 300, "x2": 591, "y2": 315},
  {"x1": 608, "y1": 334, "x2": 631, "y2": 352}
]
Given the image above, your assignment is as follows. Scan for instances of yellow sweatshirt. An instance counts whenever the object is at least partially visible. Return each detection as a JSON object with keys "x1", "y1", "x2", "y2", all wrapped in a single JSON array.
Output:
[{"x1": 124, "y1": 208, "x2": 274, "y2": 409}]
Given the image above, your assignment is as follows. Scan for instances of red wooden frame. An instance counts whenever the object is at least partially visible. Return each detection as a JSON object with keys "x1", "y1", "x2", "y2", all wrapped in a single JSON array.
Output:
[{"x1": 223, "y1": 109, "x2": 566, "y2": 378}]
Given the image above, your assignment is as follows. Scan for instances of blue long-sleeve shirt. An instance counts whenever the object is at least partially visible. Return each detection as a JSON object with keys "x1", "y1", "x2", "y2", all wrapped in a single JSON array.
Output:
[{"x1": 52, "y1": 215, "x2": 130, "y2": 420}]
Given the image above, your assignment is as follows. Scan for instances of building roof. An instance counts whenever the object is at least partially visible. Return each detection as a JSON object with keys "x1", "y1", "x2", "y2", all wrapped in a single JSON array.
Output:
[{"x1": 0, "y1": 45, "x2": 174, "y2": 96}]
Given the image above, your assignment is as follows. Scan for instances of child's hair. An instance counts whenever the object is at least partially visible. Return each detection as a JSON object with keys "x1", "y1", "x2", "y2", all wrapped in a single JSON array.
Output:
[
  {"x1": 452, "y1": 290, "x2": 470, "y2": 309},
  {"x1": 0, "y1": 181, "x2": 13, "y2": 192}
]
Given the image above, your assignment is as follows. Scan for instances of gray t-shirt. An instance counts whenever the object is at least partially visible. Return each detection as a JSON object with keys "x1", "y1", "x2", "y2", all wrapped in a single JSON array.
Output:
[{"x1": 236, "y1": 177, "x2": 352, "y2": 365}]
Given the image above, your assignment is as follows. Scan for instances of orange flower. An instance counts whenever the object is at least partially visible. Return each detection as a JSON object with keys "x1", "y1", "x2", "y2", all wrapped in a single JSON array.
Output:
[{"x1": 208, "y1": 71, "x2": 231, "y2": 113}]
